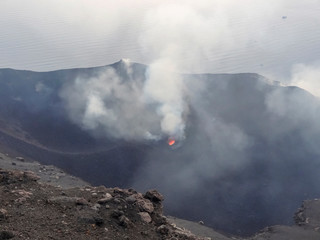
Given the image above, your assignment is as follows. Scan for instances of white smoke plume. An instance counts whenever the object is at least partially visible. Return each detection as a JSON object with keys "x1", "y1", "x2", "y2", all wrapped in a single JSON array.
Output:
[
  {"x1": 59, "y1": 0, "x2": 301, "y2": 140},
  {"x1": 60, "y1": 59, "x2": 187, "y2": 140},
  {"x1": 290, "y1": 62, "x2": 320, "y2": 98},
  {"x1": 138, "y1": 2, "x2": 233, "y2": 139},
  {"x1": 143, "y1": 60, "x2": 186, "y2": 138},
  {"x1": 136, "y1": 0, "x2": 296, "y2": 139},
  {"x1": 60, "y1": 61, "x2": 164, "y2": 141}
]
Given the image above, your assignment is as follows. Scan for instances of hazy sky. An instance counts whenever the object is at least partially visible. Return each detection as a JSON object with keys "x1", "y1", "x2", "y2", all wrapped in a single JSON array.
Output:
[{"x1": 0, "y1": 0, "x2": 320, "y2": 85}]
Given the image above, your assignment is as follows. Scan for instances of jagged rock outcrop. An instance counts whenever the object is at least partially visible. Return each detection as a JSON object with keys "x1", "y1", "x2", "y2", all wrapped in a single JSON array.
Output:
[
  {"x1": 0, "y1": 169, "x2": 206, "y2": 239},
  {"x1": 295, "y1": 199, "x2": 320, "y2": 231}
]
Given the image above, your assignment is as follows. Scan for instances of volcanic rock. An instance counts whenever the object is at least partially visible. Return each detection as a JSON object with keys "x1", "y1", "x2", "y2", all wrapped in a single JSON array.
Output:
[
  {"x1": 136, "y1": 199, "x2": 154, "y2": 213},
  {"x1": 47, "y1": 196, "x2": 88, "y2": 206},
  {"x1": 157, "y1": 224, "x2": 170, "y2": 235},
  {"x1": 294, "y1": 199, "x2": 320, "y2": 229},
  {"x1": 125, "y1": 194, "x2": 138, "y2": 204},
  {"x1": 97, "y1": 193, "x2": 113, "y2": 204},
  {"x1": 111, "y1": 209, "x2": 124, "y2": 218},
  {"x1": 0, "y1": 209, "x2": 8, "y2": 220},
  {"x1": 119, "y1": 215, "x2": 131, "y2": 228},
  {"x1": 91, "y1": 203, "x2": 101, "y2": 211},
  {"x1": 77, "y1": 212, "x2": 104, "y2": 226},
  {"x1": 138, "y1": 212, "x2": 152, "y2": 223},
  {"x1": 144, "y1": 190, "x2": 164, "y2": 203},
  {"x1": 0, "y1": 231, "x2": 14, "y2": 240},
  {"x1": 0, "y1": 168, "x2": 209, "y2": 239},
  {"x1": 15, "y1": 157, "x2": 24, "y2": 162}
]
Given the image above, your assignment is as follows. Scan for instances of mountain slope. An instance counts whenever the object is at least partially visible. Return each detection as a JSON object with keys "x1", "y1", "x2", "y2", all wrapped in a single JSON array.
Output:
[{"x1": 1, "y1": 61, "x2": 320, "y2": 235}]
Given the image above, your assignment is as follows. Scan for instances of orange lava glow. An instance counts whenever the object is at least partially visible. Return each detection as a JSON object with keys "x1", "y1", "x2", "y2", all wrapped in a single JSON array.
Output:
[{"x1": 168, "y1": 138, "x2": 175, "y2": 146}]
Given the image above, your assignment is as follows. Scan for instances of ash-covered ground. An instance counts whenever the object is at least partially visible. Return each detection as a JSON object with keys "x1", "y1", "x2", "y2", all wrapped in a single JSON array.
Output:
[
  {"x1": 2, "y1": 151, "x2": 320, "y2": 239},
  {"x1": 0, "y1": 153, "x2": 210, "y2": 240}
]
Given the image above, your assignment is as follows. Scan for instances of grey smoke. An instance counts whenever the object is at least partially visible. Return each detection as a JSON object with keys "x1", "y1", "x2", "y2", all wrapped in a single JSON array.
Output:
[
  {"x1": 143, "y1": 60, "x2": 187, "y2": 139},
  {"x1": 60, "y1": 61, "x2": 166, "y2": 140},
  {"x1": 60, "y1": 57, "x2": 188, "y2": 140},
  {"x1": 289, "y1": 62, "x2": 320, "y2": 98},
  {"x1": 130, "y1": 72, "x2": 320, "y2": 235}
]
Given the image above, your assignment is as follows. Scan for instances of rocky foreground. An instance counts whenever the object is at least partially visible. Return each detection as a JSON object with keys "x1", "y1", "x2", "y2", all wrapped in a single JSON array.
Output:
[
  {"x1": 1, "y1": 151, "x2": 320, "y2": 240},
  {"x1": 0, "y1": 168, "x2": 209, "y2": 240}
]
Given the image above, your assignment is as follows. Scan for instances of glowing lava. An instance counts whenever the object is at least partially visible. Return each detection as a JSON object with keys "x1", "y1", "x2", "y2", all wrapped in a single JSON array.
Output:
[{"x1": 168, "y1": 137, "x2": 175, "y2": 146}]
